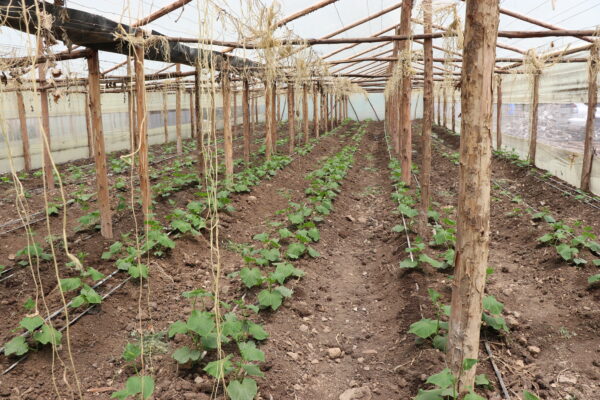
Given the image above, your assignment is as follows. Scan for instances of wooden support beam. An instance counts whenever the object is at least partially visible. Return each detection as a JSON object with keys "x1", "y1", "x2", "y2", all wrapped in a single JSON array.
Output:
[
  {"x1": 322, "y1": 24, "x2": 398, "y2": 60},
  {"x1": 448, "y1": 0, "x2": 499, "y2": 392},
  {"x1": 265, "y1": 84, "x2": 273, "y2": 159},
  {"x1": 162, "y1": 91, "x2": 169, "y2": 143},
  {"x1": 240, "y1": 79, "x2": 249, "y2": 163},
  {"x1": 222, "y1": 70, "x2": 233, "y2": 177},
  {"x1": 175, "y1": 63, "x2": 183, "y2": 155},
  {"x1": 16, "y1": 91, "x2": 31, "y2": 171},
  {"x1": 303, "y1": 84, "x2": 310, "y2": 144},
  {"x1": 133, "y1": 32, "x2": 151, "y2": 220},
  {"x1": 442, "y1": 86, "x2": 447, "y2": 127},
  {"x1": 190, "y1": 90, "x2": 196, "y2": 139},
  {"x1": 399, "y1": 0, "x2": 413, "y2": 185},
  {"x1": 127, "y1": 58, "x2": 137, "y2": 151},
  {"x1": 194, "y1": 62, "x2": 204, "y2": 176},
  {"x1": 37, "y1": 40, "x2": 54, "y2": 190},
  {"x1": 87, "y1": 50, "x2": 113, "y2": 239},
  {"x1": 277, "y1": 0, "x2": 339, "y2": 28},
  {"x1": 581, "y1": 44, "x2": 599, "y2": 191},
  {"x1": 528, "y1": 72, "x2": 541, "y2": 164},
  {"x1": 271, "y1": 82, "x2": 278, "y2": 152},
  {"x1": 3, "y1": 48, "x2": 93, "y2": 68},
  {"x1": 288, "y1": 82, "x2": 296, "y2": 154},
  {"x1": 496, "y1": 76, "x2": 502, "y2": 150},
  {"x1": 84, "y1": 92, "x2": 94, "y2": 158},
  {"x1": 420, "y1": 0, "x2": 433, "y2": 236},
  {"x1": 313, "y1": 84, "x2": 320, "y2": 138},
  {"x1": 451, "y1": 87, "x2": 457, "y2": 132},
  {"x1": 323, "y1": 2, "x2": 402, "y2": 39},
  {"x1": 132, "y1": 0, "x2": 192, "y2": 28}
]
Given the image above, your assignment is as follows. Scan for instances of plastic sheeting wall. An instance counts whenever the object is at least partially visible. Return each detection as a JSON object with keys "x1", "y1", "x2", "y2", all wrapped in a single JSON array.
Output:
[
  {"x1": 435, "y1": 62, "x2": 600, "y2": 196},
  {"x1": 0, "y1": 88, "x2": 267, "y2": 174}
]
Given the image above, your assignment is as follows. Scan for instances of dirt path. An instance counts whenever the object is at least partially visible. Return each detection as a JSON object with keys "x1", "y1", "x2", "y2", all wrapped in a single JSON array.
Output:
[{"x1": 258, "y1": 123, "x2": 427, "y2": 399}]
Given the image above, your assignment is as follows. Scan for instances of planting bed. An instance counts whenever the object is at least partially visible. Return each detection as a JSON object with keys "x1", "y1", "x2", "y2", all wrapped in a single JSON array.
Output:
[{"x1": 0, "y1": 121, "x2": 598, "y2": 400}]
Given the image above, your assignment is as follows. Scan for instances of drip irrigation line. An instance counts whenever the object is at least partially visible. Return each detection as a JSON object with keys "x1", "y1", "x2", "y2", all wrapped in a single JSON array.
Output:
[{"x1": 484, "y1": 339, "x2": 511, "y2": 400}]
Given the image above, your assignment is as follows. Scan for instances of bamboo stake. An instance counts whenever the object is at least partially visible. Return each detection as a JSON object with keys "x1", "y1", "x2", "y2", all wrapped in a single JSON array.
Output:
[
  {"x1": 233, "y1": 88, "x2": 237, "y2": 138},
  {"x1": 448, "y1": 0, "x2": 499, "y2": 392},
  {"x1": 16, "y1": 91, "x2": 31, "y2": 171},
  {"x1": 133, "y1": 32, "x2": 151, "y2": 220},
  {"x1": 37, "y1": 40, "x2": 54, "y2": 190},
  {"x1": 87, "y1": 50, "x2": 113, "y2": 239},
  {"x1": 132, "y1": 0, "x2": 192, "y2": 28},
  {"x1": 496, "y1": 75, "x2": 502, "y2": 150},
  {"x1": 242, "y1": 79, "x2": 251, "y2": 164},
  {"x1": 581, "y1": 44, "x2": 599, "y2": 191},
  {"x1": 420, "y1": 0, "x2": 433, "y2": 237},
  {"x1": 528, "y1": 71, "x2": 541, "y2": 164},
  {"x1": 222, "y1": 70, "x2": 233, "y2": 177},
  {"x1": 271, "y1": 82, "x2": 277, "y2": 153},
  {"x1": 276, "y1": 0, "x2": 339, "y2": 28},
  {"x1": 175, "y1": 63, "x2": 182, "y2": 155}
]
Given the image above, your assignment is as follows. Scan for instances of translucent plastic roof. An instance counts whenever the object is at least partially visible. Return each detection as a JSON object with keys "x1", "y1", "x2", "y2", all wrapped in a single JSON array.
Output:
[{"x1": 0, "y1": 0, "x2": 598, "y2": 78}]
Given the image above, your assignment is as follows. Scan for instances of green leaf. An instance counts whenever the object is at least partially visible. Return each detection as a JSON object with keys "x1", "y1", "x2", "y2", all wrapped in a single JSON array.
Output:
[
  {"x1": 204, "y1": 355, "x2": 234, "y2": 379},
  {"x1": 275, "y1": 285, "x2": 293, "y2": 298},
  {"x1": 537, "y1": 233, "x2": 553, "y2": 243},
  {"x1": 428, "y1": 288, "x2": 441, "y2": 303},
  {"x1": 85, "y1": 267, "x2": 105, "y2": 281},
  {"x1": 270, "y1": 262, "x2": 303, "y2": 284},
  {"x1": 556, "y1": 243, "x2": 578, "y2": 261},
  {"x1": 168, "y1": 320, "x2": 188, "y2": 337},
  {"x1": 172, "y1": 346, "x2": 202, "y2": 364},
  {"x1": 238, "y1": 341, "x2": 265, "y2": 362},
  {"x1": 111, "y1": 375, "x2": 154, "y2": 400},
  {"x1": 226, "y1": 378, "x2": 258, "y2": 400},
  {"x1": 70, "y1": 295, "x2": 86, "y2": 308},
  {"x1": 464, "y1": 393, "x2": 486, "y2": 400},
  {"x1": 482, "y1": 313, "x2": 509, "y2": 332},
  {"x1": 59, "y1": 277, "x2": 82, "y2": 292},
  {"x1": 247, "y1": 322, "x2": 269, "y2": 341},
  {"x1": 523, "y1": 390, "x2": 541, "y2": 400},
  {"x1": 432, "y1": 334, "x2": 447, "y2": 352},
  {"x1": 288, "y1": 213, "x2": 304, "y2": 225},
  {"x1": 80, "y1": 285, "x2": 102, "y2": 304},
  {"x1": 307, "y1": 227, "x2": 320, "y2": 242},
  {"x1": 286, "y1": 242, "x2": 306, "y2": 259},
  {"x1": 253, "y1": 233, "x2": 269, "y2": 242},
  {"x1": 426, "y1": 368, "x2": 456, "y2": 389},
  {"x1": 19, "y1": 315, "x2": 44, "y2": 333},
  {"x1": 240, "y1": 267, "x2": 264, "y2": 288},
  {"x1": 5, "y1": 336, "x2": 29, "y2": 356},
  {"x1": 408, "y1": 318, "x2": 438, "y2": 339},
  {"x1": 392, "y1": 224, "x2": 406, "y2": 233},
  {"x1": 482, "y1": 295, "x2": 504, "y2": 315},
  {"x1": 33, "y1": 324, "x2": 62, "y2": 346},
  {"x1": 241, "y1": 363, "x2": 264, "y2": 377},
  {"x1": 414, "y1": 389, "x2": 444, "y2": 400},
  {"x1": 588, "y1": 274, "x2": 600, "y2": 284},
  {"x1": 419, "y1": 254, "x2": 443, "y2": 269},
  {"x1": 400, "y1": 258, "x2": 419, "y2": 269},
  {"x1": 398, "y1": 204, "x2": 418, "y2": 218},
  {"x1": 278, "y1": 228, "x2": 293, "y2": 238},
  {"x1": 475, "y1": 374, "x2": 490, "y2": 386},
  {"x1": 187, "y1": 310, "x2": 215, "y2": 337},
  {"x1": 122, "y1": 343, "x2": 141, "y2": 362},
  {"x1": 307, "y1": 246, "x2": 320, "y2": 258},
  {"x1": 462, "y1": 358, "x2": 478, "y2": 371},
  {"x1": 258, "y1": 289, "x2": 283, "y2": 311},
  {"x1": 592, "y1": 259, "x2": 600, "y2": 266},
  {"x1": 128, "y1": 263, "x2": 149, "y2": 279}
]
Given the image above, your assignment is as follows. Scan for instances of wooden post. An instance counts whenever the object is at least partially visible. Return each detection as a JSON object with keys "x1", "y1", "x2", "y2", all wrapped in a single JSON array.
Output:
[
  {"x1": 254, "y1": 93, "x2": 259, "y2": 126},
  {"x1": 250, "y1": 94, "x2": 256, "y2": 134},
  {"x1": 162, "y1": 91, "x2": 169, "y2": 143},
  {"x1": 323, "y1": 92, "x2": 329, "y2": 132},
  {"x1": 437, "y1": 90, "x2": 441, "y2": 125},
  {"x1": 452, "y1": 87, "x2": 457, "y2": 132},
  {"x1": 528, "y1": 71, "x2": 541, "y2": 164},
  {"x1": 242, "y1": 79, "x2": 251, "y2": 164},
  {"x1": 288, "y1": 82, "x2": 295, "y2": 154},
  {"x1": 442, "y1": 86, "x2": 448, "y2": 128},
  {"x1": 581, "y1": 43, "x2": 599, "y2": 191},
  {"x1": 496, "y1": 75, "x2": 502, "y2": 149},
  {"x1": 37, "y1": 40, "x2": 54, "y2": 190},
  {"x1": 87, "y1": 50, "x2": 113, "y2": 239},
  {"x1": 84, "y1": 93, "x2": 94, "y2": 158},
  {"x1": 195, "y1": 63, "x2": 204, "y2": 175},
  {"x1": 276, "y1": 90, "x2": 280, "y2": 123},
  {"x1": 303, "y1": 84, "x2": 310, "y2": 144},
  {"x1": 448, "y1": 0, "x2": 499, "y2": 393},
  {"x1": 222, "y1": 70, "x2": 233, "y2": 177},
  {"x1": 271, "y1": 82, "x2": 278, "y2": 152},
  {"x1": 190, "y1": 90, "x2": 196, "y2": 139},
  {"x1": 127, "y1": 58, "x2": 137, "y2": 152},
  {"x1": 133, "y1": 32, "x2": 151, "y2": 220},
  {"x1": 233, "y1": 87, "x2": 237, "y2": 138},
  {"x1": 265, "y1": 84, "x2": 273, "y2": 159},
  {"x1": 16, "y1": 91, "x2": 32, "y2": 171},
  {"x1": 176, "y1": 63, "x2": 183, "y2": 155},
  {"x1": 313, "y1": 84, "x2": 320, "y2": 137},
  {"x1": 420, "y1": 0, "x2": 433, "y2": 236},
  {"x1": 399, "y1": 0, "x2": 414, "y2": 185}
]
